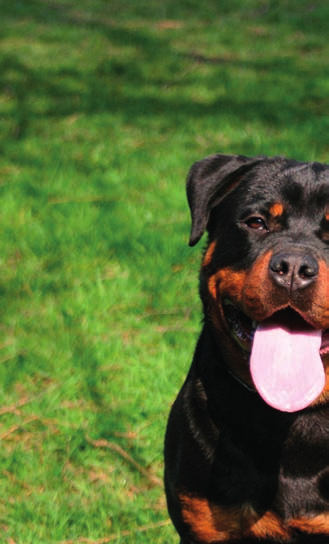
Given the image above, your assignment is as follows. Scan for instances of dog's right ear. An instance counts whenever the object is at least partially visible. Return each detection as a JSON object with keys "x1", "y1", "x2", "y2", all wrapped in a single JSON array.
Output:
[{"x1": 186, "y1": 153, "x2": 262, "y2": 246}]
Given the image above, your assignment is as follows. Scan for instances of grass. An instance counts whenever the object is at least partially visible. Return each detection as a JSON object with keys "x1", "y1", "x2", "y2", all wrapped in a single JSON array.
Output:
[{"x1": 1, "y1": 0, "x2": 329, "y2": 542}]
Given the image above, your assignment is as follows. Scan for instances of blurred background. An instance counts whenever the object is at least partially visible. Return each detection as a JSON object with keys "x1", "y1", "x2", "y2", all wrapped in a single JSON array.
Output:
[{"x1": 1, "y1": 1, "x2": 329, "y2": 542}]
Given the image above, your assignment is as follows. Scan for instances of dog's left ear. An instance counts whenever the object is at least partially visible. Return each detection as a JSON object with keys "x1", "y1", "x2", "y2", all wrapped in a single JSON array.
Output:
[{"x1": 186, "y1": 153, "x2": 262, "y2": 246}]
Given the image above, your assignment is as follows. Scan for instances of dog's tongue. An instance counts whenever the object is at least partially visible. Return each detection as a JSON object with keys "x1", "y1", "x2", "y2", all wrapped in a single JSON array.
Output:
[{"x1": 250, "y1": 313, "x2": 324, "y2": 412}]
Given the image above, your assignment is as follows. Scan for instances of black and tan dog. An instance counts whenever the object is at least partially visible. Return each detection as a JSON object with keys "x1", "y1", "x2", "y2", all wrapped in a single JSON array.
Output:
[{"x1": 164, "y1": 154, "x2": 329, "y2": 543}]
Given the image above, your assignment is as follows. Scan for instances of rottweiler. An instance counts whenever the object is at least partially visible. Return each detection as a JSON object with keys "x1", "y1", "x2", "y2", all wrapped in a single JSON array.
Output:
[{"x1": 164, "y1": 154, "x2": 329, "y2": 543}]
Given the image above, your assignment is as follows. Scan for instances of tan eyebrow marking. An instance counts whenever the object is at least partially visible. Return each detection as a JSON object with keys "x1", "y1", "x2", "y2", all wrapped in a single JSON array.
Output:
[{"x1": 269, "y1": 202, "x2": 284, "y2": 218}]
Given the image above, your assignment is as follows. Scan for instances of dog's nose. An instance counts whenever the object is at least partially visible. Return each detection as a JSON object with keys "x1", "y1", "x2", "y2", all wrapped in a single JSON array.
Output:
[{"x1": 269, "y1": 251, "x2": 318, "y2": 291}]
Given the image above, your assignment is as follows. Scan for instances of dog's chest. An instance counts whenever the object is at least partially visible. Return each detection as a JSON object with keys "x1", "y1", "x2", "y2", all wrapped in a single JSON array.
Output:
[
  {"x1": 274, "y1": 424, "x2": 329, "y2": 520},
  {"x1": 274, "y1": 467, "x2": 329, "y2": 520}
]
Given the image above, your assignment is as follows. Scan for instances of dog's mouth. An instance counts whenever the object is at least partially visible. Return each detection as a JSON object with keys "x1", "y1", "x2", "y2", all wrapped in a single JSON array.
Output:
[
  {"x1": 223, "y1": 300, "x2": 329, "y2": 356},
  {"x1": 223, "y1": 300, "x2": 329, "y2": 412},
  {"x1": 223, "y1": 300, "x2": 257, "y2": 350}
]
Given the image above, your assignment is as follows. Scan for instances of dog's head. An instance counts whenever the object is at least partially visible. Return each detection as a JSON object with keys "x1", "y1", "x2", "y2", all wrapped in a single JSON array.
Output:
[{"x1": 187, "y1": 154, "x2": 329, "y2": 412}]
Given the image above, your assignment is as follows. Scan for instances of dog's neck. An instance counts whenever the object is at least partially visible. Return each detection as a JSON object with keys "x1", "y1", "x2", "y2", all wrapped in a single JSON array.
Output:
[{"x1": 225, "y1": 364, "x2": 256, "y2": 393}]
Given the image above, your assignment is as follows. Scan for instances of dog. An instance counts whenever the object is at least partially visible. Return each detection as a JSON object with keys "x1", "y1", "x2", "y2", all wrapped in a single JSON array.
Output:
[{"x1": 164, "y1": 154, "x2": 329, "y2": 543}]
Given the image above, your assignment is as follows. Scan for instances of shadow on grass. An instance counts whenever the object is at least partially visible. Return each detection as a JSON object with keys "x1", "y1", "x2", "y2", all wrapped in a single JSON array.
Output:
[{"x1": 1, "y1": 0, "x2": 329, "y2": 143}]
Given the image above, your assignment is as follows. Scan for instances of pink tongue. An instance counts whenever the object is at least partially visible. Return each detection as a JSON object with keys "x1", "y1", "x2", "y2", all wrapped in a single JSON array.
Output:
[{"x1": 250, "y1": 315, "x2": 324, "y2": 412}]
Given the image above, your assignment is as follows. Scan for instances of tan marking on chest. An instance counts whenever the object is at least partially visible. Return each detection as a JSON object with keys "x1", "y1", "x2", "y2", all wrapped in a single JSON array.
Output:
[
  {"x1": 179, "y1": 495, "x2": 289, "y2": 542},
  {"x1": 290, "y1": 513, "x2": 329, "y2": 534}
]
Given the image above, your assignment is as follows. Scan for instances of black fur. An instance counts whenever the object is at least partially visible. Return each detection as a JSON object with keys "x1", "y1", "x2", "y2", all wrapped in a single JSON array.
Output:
[{"x1": 165, "y1": 154, "x2": 329, "y2": 543}]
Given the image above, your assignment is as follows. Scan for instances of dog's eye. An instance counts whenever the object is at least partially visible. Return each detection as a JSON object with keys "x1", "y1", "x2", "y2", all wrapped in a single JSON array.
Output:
[{"x1": 245, "y1": 217, "x2": 268, "y2": 231}]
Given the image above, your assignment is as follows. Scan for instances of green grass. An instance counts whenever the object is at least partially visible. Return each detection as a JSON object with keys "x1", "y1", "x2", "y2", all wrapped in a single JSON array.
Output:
[{"x1": 1, "y1": 0, "x2": 329, "y2": 541}]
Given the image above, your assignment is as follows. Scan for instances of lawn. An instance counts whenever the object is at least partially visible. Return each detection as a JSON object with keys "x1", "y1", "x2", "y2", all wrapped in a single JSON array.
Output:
[{"x1": 1, "y1": 0, "x2": 329, "y2": 542}]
